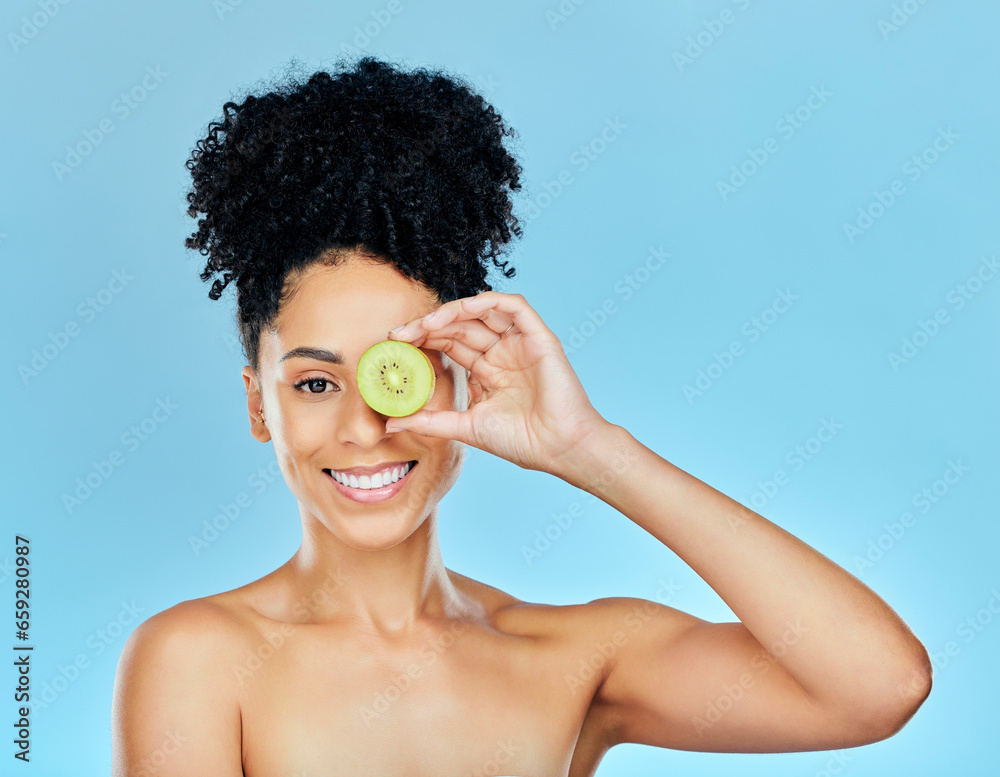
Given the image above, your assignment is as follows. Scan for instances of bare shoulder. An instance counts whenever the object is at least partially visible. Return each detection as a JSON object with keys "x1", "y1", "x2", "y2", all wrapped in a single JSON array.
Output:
[
  {"x1": 453, "y1": 582, "x2": 708, "y2": 752},
  {"x1": 113, "y1": 596, "x2": 250, "y2": 776},
  {"x1": 119, "y1": 594, "x2": 252, "y2": 669},
  {"x1": 494, "y1": 589, "x2": 700, "y2": 641},
  {"x1": 444, "y1": 568, "x2": 575, "y2": 636},
  {"x1": 446, "y1": 568, "x2": 701, "y2": 647},
  {"x1": 114, "y1": 595, "x2": 254, "y2": 718}
]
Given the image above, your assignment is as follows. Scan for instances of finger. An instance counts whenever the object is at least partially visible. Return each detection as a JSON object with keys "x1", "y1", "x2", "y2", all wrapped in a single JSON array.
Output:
[
  {"x1": 384, "y1": 407, "x2": 472, "y2": 443},
  {"x1": 476, "y1": 305, "x2": 515, "y2": 337},
  {"x1": 386, "y1": 297, "x2": 474, "y2": 340},
  {"x1": 416, "y1": 336, "x2": 485, "y2": 374},
  {"x1": 467, "y1": 373, "x2": 484, "y2": 406},
  {"x1": 457, "y1": 292, "x2": 553, "y2": 341},
  {"x1": 389, "y1": 292, "x2": 548, "y2": 343},
  {"x1": 409, "y1": 318, "x2": 506, "y2": 357}
]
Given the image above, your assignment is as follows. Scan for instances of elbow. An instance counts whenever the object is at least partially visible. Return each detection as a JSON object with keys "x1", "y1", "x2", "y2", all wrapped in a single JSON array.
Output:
[
  {"x1": 877, "y1": 663, "x2": 933, "y2": 742},
  {"x1": 842, "y1": 648, "x2": 934, "y2": 746},
  {"x1": 891, "y1": 640, "x2": 934, "y2": 722}
]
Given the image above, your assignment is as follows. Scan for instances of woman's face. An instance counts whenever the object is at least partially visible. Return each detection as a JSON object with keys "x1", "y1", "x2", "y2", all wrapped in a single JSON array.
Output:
[{"x1": 242, "y1": 253, "x2": 469, "y2": 551}]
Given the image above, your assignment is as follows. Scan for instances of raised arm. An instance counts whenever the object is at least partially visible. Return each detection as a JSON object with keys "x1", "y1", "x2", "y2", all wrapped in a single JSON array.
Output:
[
  {"x1": 556, "y1": 422, "x2": 932, "y2": 752},
  {"x1": 383, "y1": 290, "x2": 932, "y2": 754}
]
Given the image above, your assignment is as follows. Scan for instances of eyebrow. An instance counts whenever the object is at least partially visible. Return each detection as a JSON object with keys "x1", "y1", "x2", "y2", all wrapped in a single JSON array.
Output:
[{"x1": 279, "y1": 346, "x2": 343, "y2": 365}]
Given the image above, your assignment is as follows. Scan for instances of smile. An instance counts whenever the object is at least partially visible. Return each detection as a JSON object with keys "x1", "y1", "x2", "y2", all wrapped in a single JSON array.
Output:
[{"x1": 325, "y1": 461, "x2": 416, "y2": 491}]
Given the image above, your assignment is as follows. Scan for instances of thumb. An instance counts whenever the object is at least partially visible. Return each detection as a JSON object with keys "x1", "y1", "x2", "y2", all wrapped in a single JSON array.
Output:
[{"x1": 385, "y1": 408, "x2": 470, "y2": 442}]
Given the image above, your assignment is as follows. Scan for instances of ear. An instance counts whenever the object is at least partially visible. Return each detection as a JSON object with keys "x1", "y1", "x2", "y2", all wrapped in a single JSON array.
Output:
[{"x1": 242, "y1": 365, "x2": 272, "y2": 443}]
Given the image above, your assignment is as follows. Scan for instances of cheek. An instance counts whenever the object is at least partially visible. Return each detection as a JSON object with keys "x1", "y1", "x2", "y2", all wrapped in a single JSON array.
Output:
[{"x1": 272, "y1": 401, "x2": 334, "y2": 457}]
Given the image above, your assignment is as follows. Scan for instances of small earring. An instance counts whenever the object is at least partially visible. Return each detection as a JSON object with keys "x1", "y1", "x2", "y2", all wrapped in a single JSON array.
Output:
[{"x1": 258, "y1": 409, "x2": 266, "y2": 424}]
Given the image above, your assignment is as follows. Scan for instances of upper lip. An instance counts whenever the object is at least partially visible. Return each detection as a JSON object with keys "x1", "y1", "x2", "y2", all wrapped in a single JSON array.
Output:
[{"x1": 325, "y1": 460, "x2": 415, "y2": 477}]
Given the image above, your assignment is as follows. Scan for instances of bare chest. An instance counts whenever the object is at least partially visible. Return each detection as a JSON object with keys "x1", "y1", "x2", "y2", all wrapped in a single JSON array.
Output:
[{"x1": 235, "y1": 622, "x2": 596, "y2": 777}]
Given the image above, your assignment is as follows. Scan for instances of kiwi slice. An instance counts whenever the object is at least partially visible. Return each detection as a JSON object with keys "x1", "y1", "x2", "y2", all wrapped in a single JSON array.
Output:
[{"x1": 357, "y1": 340, "x2": 436, "y2": 417}]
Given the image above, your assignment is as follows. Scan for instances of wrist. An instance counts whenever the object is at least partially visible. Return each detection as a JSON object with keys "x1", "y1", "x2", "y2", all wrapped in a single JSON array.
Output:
[{"x1": 550, "y1": 420, "x2": 636, "y2": 496}]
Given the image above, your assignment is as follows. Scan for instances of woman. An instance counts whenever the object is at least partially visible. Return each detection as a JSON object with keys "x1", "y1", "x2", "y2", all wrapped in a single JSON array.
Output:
[{"x1": 111, "y1": 56, "x2": 931, "y2": 777}]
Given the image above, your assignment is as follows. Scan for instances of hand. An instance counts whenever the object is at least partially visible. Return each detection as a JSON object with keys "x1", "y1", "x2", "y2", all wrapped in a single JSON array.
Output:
[{"x1": 385, "y1": 291, "x2": 608, "y2": 475}]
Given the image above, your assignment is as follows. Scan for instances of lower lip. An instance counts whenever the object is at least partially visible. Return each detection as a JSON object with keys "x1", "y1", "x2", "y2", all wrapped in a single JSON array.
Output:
[{"x1": 325, "y1": 464, "x2": 415, "y2": 504}]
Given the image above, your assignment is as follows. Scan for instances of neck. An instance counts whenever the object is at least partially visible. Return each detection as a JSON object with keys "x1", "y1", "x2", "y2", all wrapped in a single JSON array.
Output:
[{"x1": 282, "y1": 507, "x2": 472, "y2": 635}]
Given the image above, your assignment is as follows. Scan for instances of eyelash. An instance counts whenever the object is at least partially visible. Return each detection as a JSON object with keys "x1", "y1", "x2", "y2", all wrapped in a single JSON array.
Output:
[{"x1": 292, "y1": 376, "x2": 341, "y2": 394}]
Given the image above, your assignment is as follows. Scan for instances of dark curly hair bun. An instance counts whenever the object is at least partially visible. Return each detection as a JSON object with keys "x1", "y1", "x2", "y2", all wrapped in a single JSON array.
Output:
[{"x1": 183, "y1": 55, "x2": 523, "y2": 370}]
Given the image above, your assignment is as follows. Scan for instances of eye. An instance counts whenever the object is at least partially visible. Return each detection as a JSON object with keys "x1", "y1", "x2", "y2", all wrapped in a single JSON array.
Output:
[{"x1": 293, "y1": 376, "x2": 340, "y2": 394}]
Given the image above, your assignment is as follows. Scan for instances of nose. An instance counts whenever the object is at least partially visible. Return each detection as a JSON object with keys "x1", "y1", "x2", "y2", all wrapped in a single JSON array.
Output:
[{"x1": 336, "y1": 382, "x2": 392, "y2": 448}]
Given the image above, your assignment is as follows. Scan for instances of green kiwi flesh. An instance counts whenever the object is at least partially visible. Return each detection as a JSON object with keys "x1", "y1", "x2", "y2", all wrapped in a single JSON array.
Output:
[{"x1": 357, "y1": 340, "x2": 436, "y2": 417}]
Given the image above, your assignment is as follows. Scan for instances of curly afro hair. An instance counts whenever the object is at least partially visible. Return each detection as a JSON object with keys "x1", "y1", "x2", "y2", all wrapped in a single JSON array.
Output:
[{"x1": 183, "y1": 55, "x2": 523, "y2": 372}]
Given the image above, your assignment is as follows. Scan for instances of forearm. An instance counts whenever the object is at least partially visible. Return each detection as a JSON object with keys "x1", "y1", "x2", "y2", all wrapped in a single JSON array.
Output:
[{"x1": 555, "y1": 421, "x2": 931, "y2": 712}]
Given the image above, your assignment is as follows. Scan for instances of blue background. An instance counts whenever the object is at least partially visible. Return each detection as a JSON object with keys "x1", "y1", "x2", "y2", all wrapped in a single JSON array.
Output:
[{"x1": 3, "y1": 1, "x2": 998, "y2": 774}]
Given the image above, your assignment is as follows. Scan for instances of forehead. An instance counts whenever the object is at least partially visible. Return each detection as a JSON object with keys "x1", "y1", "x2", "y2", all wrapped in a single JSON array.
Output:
[{"x1": 261, "y1": 255, "x2": 439, "y2": 366}]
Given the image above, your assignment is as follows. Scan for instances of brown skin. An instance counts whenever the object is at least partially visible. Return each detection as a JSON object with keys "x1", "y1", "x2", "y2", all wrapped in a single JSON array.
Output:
[{"x1": 112, "y1": 253, "x2": 932, "y2": 777}]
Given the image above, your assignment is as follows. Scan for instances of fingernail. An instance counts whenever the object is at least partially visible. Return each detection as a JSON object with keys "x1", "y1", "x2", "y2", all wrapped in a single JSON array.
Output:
[
  {"x1": 385, "y1": 424, "x2": 403, "y2": 433},
  {"x1": 389, "y1": 324, "x2": 404, "y2": 336},
  {"x1": 422, "y1": 310, "x2": 437, "y2": 322}
]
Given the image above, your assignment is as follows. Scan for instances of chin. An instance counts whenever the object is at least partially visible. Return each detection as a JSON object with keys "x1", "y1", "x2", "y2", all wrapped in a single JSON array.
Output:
[{"x1": 325, "y1": 513, "x2": 428, "y2": 552}]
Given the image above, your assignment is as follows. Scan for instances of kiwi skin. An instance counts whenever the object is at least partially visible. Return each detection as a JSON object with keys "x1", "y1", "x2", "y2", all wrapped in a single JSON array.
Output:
[{"x1": 357, "y1": 340, "x2": 436, "y2": 417}]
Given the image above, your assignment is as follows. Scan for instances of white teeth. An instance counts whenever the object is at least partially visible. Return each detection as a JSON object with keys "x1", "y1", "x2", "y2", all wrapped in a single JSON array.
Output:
[{"x1": 331, "y1": 463, "x2": 413, "y2": 490}]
